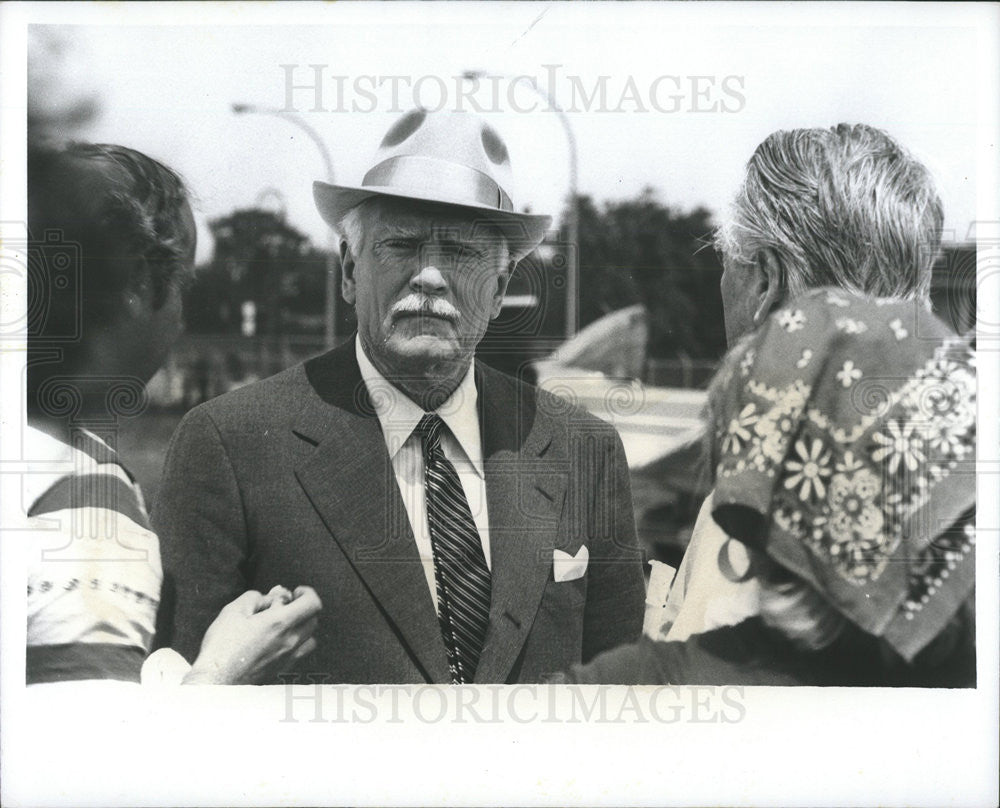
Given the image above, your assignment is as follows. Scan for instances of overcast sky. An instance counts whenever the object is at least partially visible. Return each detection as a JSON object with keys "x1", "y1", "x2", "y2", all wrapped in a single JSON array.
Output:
[{"x1": 25, "y1": 3, "x2": 994, "y2": 262}]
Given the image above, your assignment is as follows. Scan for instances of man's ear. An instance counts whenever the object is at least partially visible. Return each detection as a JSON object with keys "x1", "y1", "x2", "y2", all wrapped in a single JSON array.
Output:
[
  {"x1": 752, "y1": 249, "x2": 786, "y2": 326},
  {"x1": 490, "y1": 260, "x2": 515, "y2": 319},
  {"x1": 121, "y1": 257, "x2": 155, "y2": 318},
  {"x1": 340, "y1": 240, "x2": 356, "y2": 305}
]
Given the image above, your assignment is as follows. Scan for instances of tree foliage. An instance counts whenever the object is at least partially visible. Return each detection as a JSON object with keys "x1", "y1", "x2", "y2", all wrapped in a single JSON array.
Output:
[
  {"x1": 185, "y1": 208, "x2": 350, "y2": 336},
  {"x1": 574, "y1": 188, "x2": 726, "y2": 360},
  {"x1": 185, "y1": 195, "x2": 725, "y2": 360}
]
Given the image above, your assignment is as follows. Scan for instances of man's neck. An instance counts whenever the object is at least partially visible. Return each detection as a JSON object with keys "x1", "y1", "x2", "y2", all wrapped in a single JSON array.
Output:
[{"x1": 360, "y1": 340, "x2": 471, "y2": 412}]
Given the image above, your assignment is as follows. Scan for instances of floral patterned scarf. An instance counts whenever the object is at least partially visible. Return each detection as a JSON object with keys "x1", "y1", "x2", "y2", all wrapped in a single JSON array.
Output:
[{"x1": 709, "y1": 287, "x2": 975, "y2": 662}]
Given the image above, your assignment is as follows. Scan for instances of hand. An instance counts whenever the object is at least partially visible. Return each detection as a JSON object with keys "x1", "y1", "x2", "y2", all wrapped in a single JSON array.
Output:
[{"x1": 182, "y1": 585, "x2": 322, "y2": 685}]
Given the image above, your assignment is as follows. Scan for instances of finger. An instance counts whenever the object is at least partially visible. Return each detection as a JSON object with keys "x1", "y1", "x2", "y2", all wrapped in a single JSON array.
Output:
[
  {"x1": 298, "y1": 615, "x2": 319, "y2": 640},
  {"x1": 255, "y1": 591, "x2": 320, "y2": 635},
  {"x1": 292, "y1": 636, "x2": 317, "y2": 661},
  {"x1": 276, "y1": 615, "x2": 319, "y2": 649},
  {"x1": 265, "y1": 585, "x2": 293, "y2": 608},
  {"x1": 278, "y1": 587, "x2": 323, "y2": 624},
  {"x1": 226, "y1": 590, "x2": 266, "y2": 616}
]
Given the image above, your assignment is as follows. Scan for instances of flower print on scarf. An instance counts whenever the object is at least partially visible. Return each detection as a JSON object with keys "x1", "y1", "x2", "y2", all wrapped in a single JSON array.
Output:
[
  {"x1": 835, "y1": 360, "x2": 863, "y2": 388},
  {"x1": 828, "y1": 469, "x2": 884, "y2": 549},
  {"x1": 777, "y1": 308, "x2": 806, "y2": 333},
  {"x1": 783, "y1": 438, "x2": 833, "y2": 501},
  {"x1": 871, "y1": 420, "x2": 926, "y2": 474},
  {"x1": 722, "y1": 403, "x2": 760, "y2": 455},
  {"x1": 835, "y1": 317, "x2": 868, "y2": 334}
]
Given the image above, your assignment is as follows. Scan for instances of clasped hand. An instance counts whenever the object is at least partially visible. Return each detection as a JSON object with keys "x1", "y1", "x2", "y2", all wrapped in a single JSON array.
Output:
[{"x1": 183, "y1": 585, "x2": 322, "y2": 684}]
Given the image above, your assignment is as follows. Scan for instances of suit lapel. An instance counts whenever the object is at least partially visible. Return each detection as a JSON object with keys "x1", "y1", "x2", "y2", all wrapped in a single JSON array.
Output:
[
  {"x1": 474, "y1": 364, "x2": 567, "y2": 683},
  {"x1": 293, "y1": 339, "x2": 450, "y2": 683}
]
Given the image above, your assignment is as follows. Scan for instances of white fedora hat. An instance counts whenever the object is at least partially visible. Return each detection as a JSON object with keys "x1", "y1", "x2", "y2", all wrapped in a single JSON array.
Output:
[{"x1": 313, "y1": 108, "x2": 551, "y2": 260}]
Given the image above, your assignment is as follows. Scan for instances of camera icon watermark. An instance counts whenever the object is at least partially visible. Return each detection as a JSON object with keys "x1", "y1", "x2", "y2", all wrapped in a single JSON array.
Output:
[{"x1": 1, "y1": 224, "x2": 83, "y2": 344}]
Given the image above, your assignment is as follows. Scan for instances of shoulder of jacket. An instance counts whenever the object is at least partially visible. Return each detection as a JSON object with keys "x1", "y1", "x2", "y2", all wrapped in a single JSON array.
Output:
[{"x1": 182, "y1": 363, "x2": 310, "y2": 426}]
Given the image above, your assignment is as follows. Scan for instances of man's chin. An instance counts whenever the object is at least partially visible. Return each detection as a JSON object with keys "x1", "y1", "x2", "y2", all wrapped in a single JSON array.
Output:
[{"x1": 384, "y1": 334, "x2": 462, "y2": 363}]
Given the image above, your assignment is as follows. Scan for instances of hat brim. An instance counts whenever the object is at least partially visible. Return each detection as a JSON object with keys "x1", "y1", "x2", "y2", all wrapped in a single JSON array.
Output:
[{"x1": 313, "y1": 181, "x2": 551, "y2": 261}]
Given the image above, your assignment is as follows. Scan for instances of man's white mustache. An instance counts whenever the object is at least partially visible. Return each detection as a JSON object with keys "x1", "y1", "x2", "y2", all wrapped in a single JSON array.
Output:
[{"x1": 390, "y1": 295, "x2": 460, "y2": 322}]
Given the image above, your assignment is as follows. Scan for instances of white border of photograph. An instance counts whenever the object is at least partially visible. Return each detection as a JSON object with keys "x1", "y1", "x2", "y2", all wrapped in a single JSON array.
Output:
[{"x1": 2, "y1": 3, "x2": 997, "y2": 806}]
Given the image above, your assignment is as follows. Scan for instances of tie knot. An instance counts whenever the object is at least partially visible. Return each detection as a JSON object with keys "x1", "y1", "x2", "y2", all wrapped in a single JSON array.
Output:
[{"x1": 416, "y1": 413, "x2": 444, "y2": 455}]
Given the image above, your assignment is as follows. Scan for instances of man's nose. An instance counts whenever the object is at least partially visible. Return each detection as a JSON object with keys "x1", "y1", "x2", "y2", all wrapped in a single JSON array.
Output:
[{"x1": 409, "y1": 263, "x2": 448, "y2": 295}]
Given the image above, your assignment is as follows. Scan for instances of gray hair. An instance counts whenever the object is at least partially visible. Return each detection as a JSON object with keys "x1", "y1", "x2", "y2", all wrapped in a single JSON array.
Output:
[
  {"x1": 716, "y1": 123, "x2": 942, "y2": 304},
  {"x1": 337, "y1": 202, "x2": 368, "y2": 255}
]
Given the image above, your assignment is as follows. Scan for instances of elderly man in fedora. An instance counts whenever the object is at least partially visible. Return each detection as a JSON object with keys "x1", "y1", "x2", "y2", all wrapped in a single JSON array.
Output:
[{"x1": 154, "y1": 109, "x2": 646, "y2": 684}]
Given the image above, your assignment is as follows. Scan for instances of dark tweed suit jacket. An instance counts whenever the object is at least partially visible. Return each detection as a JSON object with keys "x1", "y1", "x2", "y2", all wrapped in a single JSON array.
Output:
[{"x1": 153, "y1": 338, "x2": 645, "y2": 683}]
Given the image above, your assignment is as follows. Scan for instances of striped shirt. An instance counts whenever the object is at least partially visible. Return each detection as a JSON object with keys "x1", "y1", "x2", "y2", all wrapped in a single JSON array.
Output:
[{"x1": 24, "y1": 426, "x2": 161, "y2": 684}]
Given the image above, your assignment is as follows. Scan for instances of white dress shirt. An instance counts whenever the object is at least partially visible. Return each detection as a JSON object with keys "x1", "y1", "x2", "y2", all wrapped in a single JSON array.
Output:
[{"x1": 356, "y1": 340, "x2": 492, "y2": 613}]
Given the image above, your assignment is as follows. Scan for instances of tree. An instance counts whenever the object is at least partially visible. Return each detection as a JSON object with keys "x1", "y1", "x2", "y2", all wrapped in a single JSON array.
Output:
[
  {"x1": 572, "y1": 189, "x2": 726, "y2": 361},
  {"x1": 210, "y1": 209, "x2": 309, "y2": 337},
  {"x1": 185, "y1": 208, "x2": 353, "y2": 336}
]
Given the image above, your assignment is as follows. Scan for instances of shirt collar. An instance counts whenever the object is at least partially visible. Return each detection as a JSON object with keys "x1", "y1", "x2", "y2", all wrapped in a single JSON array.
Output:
[
  {"x1": 355, "y1": 338, "x2": 484, "y2": 477},
  {"x1": 22, "y1": 426, "x2": 118, "y2": 511}
]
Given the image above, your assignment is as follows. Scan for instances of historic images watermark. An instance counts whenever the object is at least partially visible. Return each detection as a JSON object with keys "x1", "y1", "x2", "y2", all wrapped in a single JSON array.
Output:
[
  {"x1": 281, "y1": 64, "x2": 747, "y2": 115},
  {"x1": 279, "y1": 682, "x2": 747, "y2": 724}
]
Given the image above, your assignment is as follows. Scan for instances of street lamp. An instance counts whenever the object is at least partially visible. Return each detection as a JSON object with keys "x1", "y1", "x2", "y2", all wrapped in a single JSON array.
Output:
[
  {"x1": 461, "y1": 71, "x2": 579, "y2": 340},
  {"x1": 231, "y1": 103, "x2": 339, "y2": 348}
]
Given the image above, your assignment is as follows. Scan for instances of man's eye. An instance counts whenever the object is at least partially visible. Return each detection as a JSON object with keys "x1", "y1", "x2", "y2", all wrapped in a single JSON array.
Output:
[
  {"x1": 439, "y1": 243, "x2": 486, "y2": 260},
  {"x1": 379, "y1": 239, "x2": 415, "y2": 250}
]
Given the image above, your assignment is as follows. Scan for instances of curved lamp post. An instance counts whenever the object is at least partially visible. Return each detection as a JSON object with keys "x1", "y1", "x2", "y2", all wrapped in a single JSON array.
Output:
[
  {"x1": 231, "y1": 103, "x2": 339, "y2": 348},
  {"x1": 461, "y1": 71, "x2": 579, "y2": 340}
]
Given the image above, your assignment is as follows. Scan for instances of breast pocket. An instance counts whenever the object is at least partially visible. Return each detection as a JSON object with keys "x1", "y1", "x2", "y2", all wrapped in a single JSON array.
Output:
[
  {"x1": 537, "y1": 572, "x2": 588, "y2": 653},
  {"x1": 542, "y1": 573, "x2": 588, "y2": 609}
]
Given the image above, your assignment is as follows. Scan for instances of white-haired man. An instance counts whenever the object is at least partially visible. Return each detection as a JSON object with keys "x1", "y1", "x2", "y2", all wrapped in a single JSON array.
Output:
[
  {"x1": 154, "y1": 109, "x2": 646, "y2": 684},
  {"x1": 661, "y1": 123, "x2": 946, "y2": 641}
]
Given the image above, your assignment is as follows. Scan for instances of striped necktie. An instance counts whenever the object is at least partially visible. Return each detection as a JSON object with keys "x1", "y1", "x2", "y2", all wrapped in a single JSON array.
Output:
[{"x1": 417, "y1": 413, "x2": 491, "y2": 684}]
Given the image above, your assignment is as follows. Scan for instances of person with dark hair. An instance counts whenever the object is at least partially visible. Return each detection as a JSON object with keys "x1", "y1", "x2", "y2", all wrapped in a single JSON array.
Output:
[
  {"x1": 557, "y1": 289, "x2": 975, "y2": 686},
  {"x1": 28, "y1": 142, "x2": 194, "y2": 389},
  {"x1": 25, "y1": 143, "x2": 321, "y2": 686},
  {"x1": 661, "y1": 123, "x2": 948, "y2": 641}
]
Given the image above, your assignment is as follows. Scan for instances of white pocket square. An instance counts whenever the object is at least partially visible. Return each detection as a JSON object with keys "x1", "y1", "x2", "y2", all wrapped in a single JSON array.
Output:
[{"x1": 552, "y1": 545, "x2": 589, "y2": 582}]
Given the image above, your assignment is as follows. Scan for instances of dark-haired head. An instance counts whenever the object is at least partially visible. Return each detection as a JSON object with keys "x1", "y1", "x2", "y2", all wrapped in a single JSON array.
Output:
[{"x1": 27, "y1": 143, "x2": 196, "y2": 412}]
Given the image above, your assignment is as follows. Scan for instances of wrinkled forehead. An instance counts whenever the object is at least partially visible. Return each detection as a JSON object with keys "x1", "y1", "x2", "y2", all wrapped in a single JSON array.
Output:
[{"x1": 362, "y1": 197, "x2": 506, "y2": 247}]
